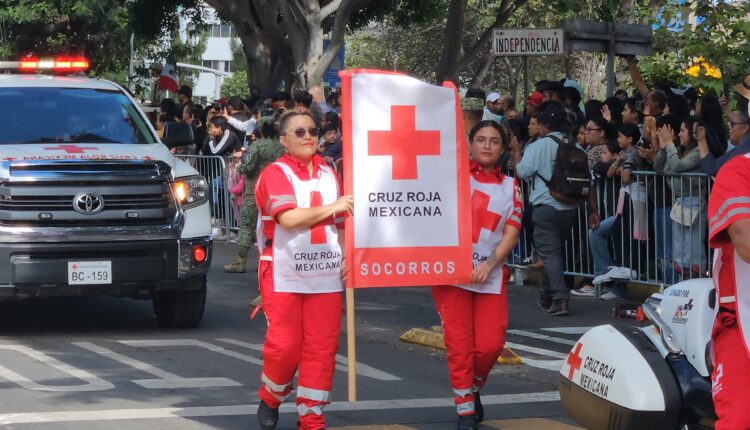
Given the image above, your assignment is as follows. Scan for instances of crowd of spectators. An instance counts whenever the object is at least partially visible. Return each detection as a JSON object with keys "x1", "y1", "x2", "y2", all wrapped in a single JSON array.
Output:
[
  {"x1": 462, "y1": 57, "x2": 750, "y2": 315},
  {"x1": 145, "y1": 84, "x2": 343, "y2": 242},
  {"x1": 148, "y1": 62, "x2": 750, "y2": 314}
]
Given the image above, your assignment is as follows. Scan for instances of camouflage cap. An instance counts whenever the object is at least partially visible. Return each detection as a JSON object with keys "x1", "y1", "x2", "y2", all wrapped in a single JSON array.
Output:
[
  {"x1": 461, "y1": 97, "x2": 485, "y2": 112},
  {"x1": 259, "y1": 116, "x2": 276, "y2": 126}
]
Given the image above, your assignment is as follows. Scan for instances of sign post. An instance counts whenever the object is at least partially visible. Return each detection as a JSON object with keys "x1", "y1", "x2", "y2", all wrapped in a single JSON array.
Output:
[
  {"x1": 563, "y1": 20, "x2": 653, "y2": 96},
  {"x1": 492, "y1": 28, "x2": 564, "y2": 104},
  {"x1": 492, "y1": 28, "x2": 564, "y2": 57}
]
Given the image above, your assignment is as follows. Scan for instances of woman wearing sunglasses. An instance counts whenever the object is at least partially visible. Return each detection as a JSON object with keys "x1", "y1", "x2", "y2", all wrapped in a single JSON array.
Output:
[
  {"x1": 253, "y1": 111, "x2": 353, "y2": 430},
  {"x1": 432, "y1": 120, "x2": 522, "y2": 430}
]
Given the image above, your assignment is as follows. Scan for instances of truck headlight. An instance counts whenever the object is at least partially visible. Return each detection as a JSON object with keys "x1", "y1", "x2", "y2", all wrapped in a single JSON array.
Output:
[{"x1": 173, "y1": 176, "x2": 208, "y2": 209}]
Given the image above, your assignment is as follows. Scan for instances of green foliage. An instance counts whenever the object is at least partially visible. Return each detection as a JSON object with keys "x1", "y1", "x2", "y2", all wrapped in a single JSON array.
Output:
[
  {"x1": 683, "y1": 0, "x2": 750, "y2": 86},
  {"x1": 346, "y1": 19, "x2": 443, "y2": 82},
  {"x1": 129, "y1": 0, "x2": 203, "y2": 42},
  {"x1": 230, "y1": 38, "x2": 248, "y2": 74},
  {"x1": 350, "y1": 0, "x2": 446, "y2": 29},
  {"x1": 168, "y1": 32, "x2": 207, "y2": 89},
  {"x1": 0, "y1": 0, "x2": 132, "y2": 75},
  {"x1": 631, "y1": 52, "x2": 685, "y2": 88},
  {"x1": 221, "y1": 70, "x2": 249, "y2": 97},
  {"x1": 636, "y1": 0, "x2": 750, "y2": 94}
]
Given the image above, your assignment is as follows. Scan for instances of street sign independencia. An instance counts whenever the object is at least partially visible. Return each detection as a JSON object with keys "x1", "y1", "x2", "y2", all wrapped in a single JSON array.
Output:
[{"x1": 492, "y1": 28, "x2": 564, "y2": 57}]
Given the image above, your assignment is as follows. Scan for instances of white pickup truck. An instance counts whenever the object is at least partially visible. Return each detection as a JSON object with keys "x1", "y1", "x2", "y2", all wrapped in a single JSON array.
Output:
[{"x1": 0, "y1": 57, "x2": 212, "y2": 327}]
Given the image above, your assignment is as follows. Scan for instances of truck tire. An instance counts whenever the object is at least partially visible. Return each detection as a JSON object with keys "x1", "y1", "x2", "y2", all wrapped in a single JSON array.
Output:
[{"x1": 152, "y1": 276, "x2": 207, "y2": 328}]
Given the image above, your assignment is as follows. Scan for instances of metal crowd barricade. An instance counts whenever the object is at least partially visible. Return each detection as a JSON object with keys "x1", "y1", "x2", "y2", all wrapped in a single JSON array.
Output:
[
  {"x1": 509, "y1": 170, "x2": 713, "y2": 288},
  {"x1": 175, "y1": 155, "x2": 238, "y2": 240}
]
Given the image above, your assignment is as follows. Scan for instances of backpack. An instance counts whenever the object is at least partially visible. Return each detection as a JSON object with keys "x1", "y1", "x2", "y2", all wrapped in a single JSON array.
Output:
[{"x1": 537, "y1": 135, "x2": 591, "y2": 204}]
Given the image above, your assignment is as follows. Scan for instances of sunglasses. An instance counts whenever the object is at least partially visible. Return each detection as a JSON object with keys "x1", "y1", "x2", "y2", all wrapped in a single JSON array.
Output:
[{"x1": 289, "y1": 127, "x2": 320, "y2": 138}]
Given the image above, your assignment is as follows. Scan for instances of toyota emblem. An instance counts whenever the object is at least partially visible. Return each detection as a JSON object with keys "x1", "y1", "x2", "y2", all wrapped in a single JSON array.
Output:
[{"x1": 73, "y1": 193, "x2": 105, "y2": 215}]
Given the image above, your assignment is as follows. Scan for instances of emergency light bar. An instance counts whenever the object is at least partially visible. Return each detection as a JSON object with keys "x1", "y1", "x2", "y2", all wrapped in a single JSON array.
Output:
[{"x1": 0, "y1": 56, "x2": 90, "y2": 73}]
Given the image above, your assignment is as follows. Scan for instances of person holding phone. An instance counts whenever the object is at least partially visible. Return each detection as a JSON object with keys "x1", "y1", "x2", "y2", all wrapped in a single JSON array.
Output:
[{"x1": 253, "y1": 111, "x2": 352, "y2": 430}]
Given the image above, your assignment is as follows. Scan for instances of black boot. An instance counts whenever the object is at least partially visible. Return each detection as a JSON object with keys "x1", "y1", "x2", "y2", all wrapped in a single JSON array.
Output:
[
  {"x1": 457, "y1": 414, "x2": 478, "y2": 430},
  {"x1": 546, "y1": 299, "x2": 569, "y2": 316},
  {"x1": 536, "y1": 296, "x2": 552, "y2": 311},
  {"x1": 474, "y1": 391, "x2": 484, "y2": 423},
  {"x1": 257, "y1": 400, "x2": 279, "y2": 430}
]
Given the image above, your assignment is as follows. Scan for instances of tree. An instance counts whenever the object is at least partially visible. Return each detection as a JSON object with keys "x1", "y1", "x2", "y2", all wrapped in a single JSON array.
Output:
[
  {"x1": 631, "y1": 0, "x2": 750, "y2": 96},
  {"x1": 132, "y1": 0, "x2": 394, "y2": 92},
  {"x1": 221, "y1": 70, "x2": 250, "y2": 97},
  {"x1": 0, "y1": 0, "x2": 133, "y2": 75},
  {"x1": 346, "y1": 18, "x2": 444, "y2": 81},
  {"x1": 437, "y1": 0, "x2": 529, "y2": 84}
]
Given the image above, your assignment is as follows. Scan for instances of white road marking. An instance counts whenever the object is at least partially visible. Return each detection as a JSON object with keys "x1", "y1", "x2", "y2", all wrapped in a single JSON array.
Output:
[
  {"x1": 504, "y1": 342, "x2": 567, "y2": 359},
  {"x1": 541, "y1": 327, "x2": 592, "y2": 335},
  {"x1": 333, "y1": 355, "x2": 402, "y2": 381},
  {"x1": 214, "y1": 338, "x2": 262, "y2": 351},
  {"x1": 522, "y1": 359, "x2": 565, "y2": 372},
  {"x1": 0, "y1": 345, "x2": 113, "y2": 392},
  {"x1": 217, "y1": 338, "x2": 402, "y2": 381},
  {"x1": 508, "y1": 330, "x2": 577, "y2": 346},
  {"x1": 74, "y1": 342, "x2": 241, "y2": 390},
  {"x1": 118, "y1": 339, "x2": 264, "y2": 366},
  {"x1": 0, "y1": 391, "x2": 560, "y2": 424}
]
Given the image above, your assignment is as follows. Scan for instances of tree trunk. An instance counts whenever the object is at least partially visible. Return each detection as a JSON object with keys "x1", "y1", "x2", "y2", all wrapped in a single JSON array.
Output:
[
  {"x1": 453, "y1": 0, "x2": 527, "y2": 78},
  {"x1": 282, "y1": 0, "x2": 376, "y2": 90},
  {"x1": 235, "y1": 26, "x2": 285, "y2": 91},
  {"x1": 436, "y1": 0, "x2": 466, "y2": 84},
  {"x1": 205, "y1": 0, "x2": 291, "y2": 92},
  {"x1": 207, "y1": 0, "x2": 375, "y2": 92},
  {"x1": 469, "y1": 52, "x2": 493, "y2": 89},
  {"x1": 502, "y1": 57, "x2": 523, "y2": 103}
]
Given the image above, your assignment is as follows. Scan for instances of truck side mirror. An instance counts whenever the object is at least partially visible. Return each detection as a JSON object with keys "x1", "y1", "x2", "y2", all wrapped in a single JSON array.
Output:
[{"x1": 163, "y1": 122, "x2": 194, "y2": 148}]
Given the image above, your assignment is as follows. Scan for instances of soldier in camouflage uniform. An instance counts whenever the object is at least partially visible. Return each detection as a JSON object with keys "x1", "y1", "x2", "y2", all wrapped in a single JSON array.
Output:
[{"x1": 224, "y1": 117, "x2": 286, "y2": 273}]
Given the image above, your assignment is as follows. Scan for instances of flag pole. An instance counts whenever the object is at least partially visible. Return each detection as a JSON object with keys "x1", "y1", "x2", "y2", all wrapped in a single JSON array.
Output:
[
  {"x1": 346, "y1": 286, "x2": 357, "y2": 401},
  {"x1": 340, "y1": 69, "x2": 356, "y2": 402}
]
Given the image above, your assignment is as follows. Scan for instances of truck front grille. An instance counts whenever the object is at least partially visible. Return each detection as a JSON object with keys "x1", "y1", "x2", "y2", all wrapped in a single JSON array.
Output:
[{"x1": 0, "y1": 161, "x2": 178, "y2": 228}]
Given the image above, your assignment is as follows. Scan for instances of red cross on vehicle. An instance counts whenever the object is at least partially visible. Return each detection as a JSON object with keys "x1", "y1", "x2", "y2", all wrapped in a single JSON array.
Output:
[
  {"x1": 566, "y1": 342, "x2": 584, "y2": 380},
  {"x1": 367, "y1": 105, "x2": 441, "y2": 180},
  {"x1": 309, "y1": 191, "x2": 327, "y2": 244},
  {"x1": 44, "y1": 144, "x2": 98, "y2": 154},
  {"x1": 471, "y1": 190, "x2": 502, "y2": 243}
]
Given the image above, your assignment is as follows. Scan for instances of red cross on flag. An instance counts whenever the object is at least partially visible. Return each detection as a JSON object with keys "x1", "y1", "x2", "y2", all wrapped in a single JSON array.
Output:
[{"x1": 340, "y1": 69, "x2": 472, "y2": 288}]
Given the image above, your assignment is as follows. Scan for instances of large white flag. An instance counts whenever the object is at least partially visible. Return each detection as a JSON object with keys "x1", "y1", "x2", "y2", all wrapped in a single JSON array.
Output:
[{"x1": 340, "y1": 69, "x2": 472, "y2": 288}]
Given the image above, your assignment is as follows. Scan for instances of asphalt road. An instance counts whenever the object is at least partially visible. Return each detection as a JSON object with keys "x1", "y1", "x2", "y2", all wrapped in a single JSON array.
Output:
[{"x1": 0, "y1": 242, "x2": 645, "y2": 429}]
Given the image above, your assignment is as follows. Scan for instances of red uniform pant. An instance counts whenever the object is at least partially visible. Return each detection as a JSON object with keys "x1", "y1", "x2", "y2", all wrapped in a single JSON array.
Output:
[
  {"x1": 257, "y1": 260, "x2": 342, "y2": 430},
  {"x1": 432, "y1": 285, "x2": 509, "y2": 416},
  {"x1": 712, "y1": 312, "x2": 750, "y2": 430}
]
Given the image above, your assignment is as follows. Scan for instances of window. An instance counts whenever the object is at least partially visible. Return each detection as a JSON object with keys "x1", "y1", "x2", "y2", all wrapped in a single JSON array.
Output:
[
  {"x1": 202, "y1": 60, "x2": 230, "y2": 73},
  {"x1": 0, "y1": 88, "x2": 155, "y2": 145},
  {"x1": 209, "y1": 23, "x2": 232, "y2": 38}
]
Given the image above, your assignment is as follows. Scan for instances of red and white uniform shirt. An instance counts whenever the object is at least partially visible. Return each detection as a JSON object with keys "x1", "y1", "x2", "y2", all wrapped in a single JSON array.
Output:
[
  {"x1": 708, "y1": 154, "x2": 750, "y2": 358},
  {"x1": 457, "y1": 161, "x2": 522, "y2": 294},
  {"x1": 255, "y1": 154, "x2": 345, "y2": 294}
]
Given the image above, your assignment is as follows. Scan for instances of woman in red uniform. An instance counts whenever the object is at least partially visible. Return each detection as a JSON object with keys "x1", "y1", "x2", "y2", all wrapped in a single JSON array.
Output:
[
  {"x1": 432, "y1": 120, "x2": 522, "y2": 430},
  {"x1": 253, "y1": 111, "x2": 352, "y2": 430}
]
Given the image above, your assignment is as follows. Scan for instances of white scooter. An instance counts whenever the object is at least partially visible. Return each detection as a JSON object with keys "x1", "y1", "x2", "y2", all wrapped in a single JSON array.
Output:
[{"x1": 559, "y1": 279, "x2": 717, "y2": 429}]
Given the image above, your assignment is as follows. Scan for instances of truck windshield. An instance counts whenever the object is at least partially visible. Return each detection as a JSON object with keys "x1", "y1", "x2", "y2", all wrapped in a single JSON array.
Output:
[{"x1": 0, "y1": 87, "x2": 156, "y2": 144}]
